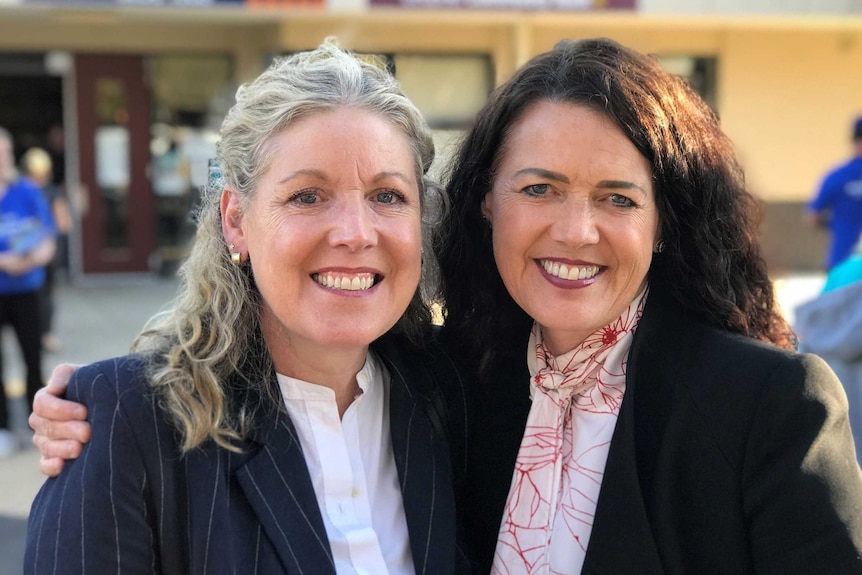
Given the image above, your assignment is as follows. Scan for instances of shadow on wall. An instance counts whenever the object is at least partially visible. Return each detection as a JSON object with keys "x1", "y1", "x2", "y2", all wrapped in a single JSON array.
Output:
[{"x1": 760, "y1": 201, "x2": 828, "y2": 275}]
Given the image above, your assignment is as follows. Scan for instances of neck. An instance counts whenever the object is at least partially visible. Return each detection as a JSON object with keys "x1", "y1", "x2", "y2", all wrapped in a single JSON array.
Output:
[
  {"x1": 540, "y1": 286, "x2": 649, "y2": 356},
  {"x1": 854, "y1": 140, "x2": 862, "y2": 157},
  {"x1": 266, "y1": 333, "x2": 368, "y2": 419}
]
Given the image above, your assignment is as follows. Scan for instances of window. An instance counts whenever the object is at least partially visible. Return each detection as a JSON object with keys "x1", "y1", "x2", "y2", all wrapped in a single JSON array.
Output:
[{"x1": 657, "y1": 55, "x2": 718, "y2": 111}]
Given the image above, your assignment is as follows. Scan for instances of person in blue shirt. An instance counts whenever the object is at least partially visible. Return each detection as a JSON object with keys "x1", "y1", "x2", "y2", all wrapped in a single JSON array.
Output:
[
  {"x1": 807, "y1": 116, "x2": 862, "y2": 270},
  {"x1": 0, "y1": 127, "x2": 56, "y2": 457}
]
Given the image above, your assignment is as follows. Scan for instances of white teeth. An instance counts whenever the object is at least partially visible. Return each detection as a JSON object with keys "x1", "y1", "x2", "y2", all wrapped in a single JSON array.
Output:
[
  {"x1": 540, "y1": 260, "x2": 600, "y2": 281},
  {"x1": 313, "y1": 273, "x2": 377, "y2": 291}
]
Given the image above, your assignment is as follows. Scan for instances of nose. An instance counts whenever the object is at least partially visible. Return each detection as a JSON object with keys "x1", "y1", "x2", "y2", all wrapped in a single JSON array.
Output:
[
  {"x1": 329, "y1": 196, "x2": 378, "y2": 250},
  {"x1": 548, "y1": 197, "x2": 600, "y2": 247}
]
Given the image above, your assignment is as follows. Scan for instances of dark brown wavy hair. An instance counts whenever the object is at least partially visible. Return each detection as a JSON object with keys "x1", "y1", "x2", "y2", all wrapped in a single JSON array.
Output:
[{"x1": 434, "y1": 37, "x2": 795, "y2": 376}]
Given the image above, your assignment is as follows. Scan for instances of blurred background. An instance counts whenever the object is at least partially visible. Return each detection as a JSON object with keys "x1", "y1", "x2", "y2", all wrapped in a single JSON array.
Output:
[{"x1": 0, "y1": 0, "x2": 860, "y2": 281}]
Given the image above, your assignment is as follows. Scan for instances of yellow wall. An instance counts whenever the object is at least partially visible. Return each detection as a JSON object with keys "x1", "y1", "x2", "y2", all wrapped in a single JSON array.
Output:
[{"x1": 720, "y1": 29, "x2": 862, "y2": 202}]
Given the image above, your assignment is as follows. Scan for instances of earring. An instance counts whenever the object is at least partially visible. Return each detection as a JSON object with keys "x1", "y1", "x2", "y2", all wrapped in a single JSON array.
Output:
[
  {"x1": 654, "y1": 240, "x2": 666, "y2": 254},
  {"x1": 229, "y1": 243, "x2": 242, "y2": 265}
]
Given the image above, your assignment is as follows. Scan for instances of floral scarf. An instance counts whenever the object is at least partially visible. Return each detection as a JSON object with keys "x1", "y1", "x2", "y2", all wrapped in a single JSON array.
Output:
[{"x1": 491, "y1": 288, "x2": 647, "y2": 575}]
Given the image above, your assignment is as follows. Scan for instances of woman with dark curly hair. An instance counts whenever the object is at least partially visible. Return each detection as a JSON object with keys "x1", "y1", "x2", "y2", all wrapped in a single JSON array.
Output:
[{"x1": 435, "y1": 38, "x2": 862, "y2": 574}]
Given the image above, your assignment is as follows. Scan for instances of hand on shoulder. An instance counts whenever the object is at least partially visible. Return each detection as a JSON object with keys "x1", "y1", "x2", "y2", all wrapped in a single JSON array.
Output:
[{"x1": 30, "y1": 363, "x2": 89, "y2": 477}]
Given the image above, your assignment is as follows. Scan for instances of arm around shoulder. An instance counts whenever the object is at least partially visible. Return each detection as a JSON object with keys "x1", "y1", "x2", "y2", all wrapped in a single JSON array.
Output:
[
  {"x1": 25, "y1": 357, "x2": 161, "y2": 575},
  {"x1": 743, "y1": 352, "x2": 862, "y2": 573}
]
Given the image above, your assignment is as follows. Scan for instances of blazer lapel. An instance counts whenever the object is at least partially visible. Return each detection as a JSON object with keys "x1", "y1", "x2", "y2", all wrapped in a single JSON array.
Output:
[
  {"x1": 582, "y1": 378, "x2": 664, "y2": 574},
  {"x1": 235, "y1": 387, "x2": 336, "y2": 575},
  {"x1": 375, "y1": 336, "x2": 457, "y2": 575},
  {"x1": 455, "y1": 329, "x2": 533, "y2": 572},
  {"x1": 583, "y1": 287, "x2": 683, "y2": 574}
]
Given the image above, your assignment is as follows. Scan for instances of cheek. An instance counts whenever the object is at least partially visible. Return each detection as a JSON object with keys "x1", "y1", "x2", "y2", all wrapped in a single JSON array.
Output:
[
  {"x1": 491, "y1": 234, "x2": 526, "y2": 303},
  {"x1": 392, "y1": 218, "x2": 423, "y2": 273},
  {"x1": 616, "y1": 229, "x2": 655, "y2": 282},
  {"x1": 491, "y1": 212, "x2": 530, "y2": 271}
]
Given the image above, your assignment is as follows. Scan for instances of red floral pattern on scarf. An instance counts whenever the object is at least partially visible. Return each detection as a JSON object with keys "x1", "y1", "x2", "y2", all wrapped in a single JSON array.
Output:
[{"x1": 492, "y1": 289, "x2": 647, "y2": 575}]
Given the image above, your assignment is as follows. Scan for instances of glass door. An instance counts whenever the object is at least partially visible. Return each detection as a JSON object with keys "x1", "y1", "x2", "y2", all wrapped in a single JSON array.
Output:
[{"x1": 76, "y1": 54, "x2": 153, "y2": 274}]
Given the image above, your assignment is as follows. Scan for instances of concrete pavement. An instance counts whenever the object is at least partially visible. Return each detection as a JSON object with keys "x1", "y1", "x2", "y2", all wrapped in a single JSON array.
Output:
[{"x1": 0, "y1": 274, "x2": 180, "y2": 574}]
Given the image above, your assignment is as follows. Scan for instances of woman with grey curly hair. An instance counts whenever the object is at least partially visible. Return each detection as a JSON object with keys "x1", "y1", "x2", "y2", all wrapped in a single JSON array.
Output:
[{"x1": 25, "y1": 39, "x2": 467, "y2": 575}]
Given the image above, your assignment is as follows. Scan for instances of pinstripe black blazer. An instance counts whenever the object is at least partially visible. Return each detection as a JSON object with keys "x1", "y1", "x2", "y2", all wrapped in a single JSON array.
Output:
[{"x1": 25, "y1": 333, "x2": 468, "y2": 575}]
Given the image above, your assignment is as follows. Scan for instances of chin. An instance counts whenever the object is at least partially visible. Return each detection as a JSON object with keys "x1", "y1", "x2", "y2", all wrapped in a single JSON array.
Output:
[{"x1": 323, "y1": 324, "x2": 395, "y2": 348}]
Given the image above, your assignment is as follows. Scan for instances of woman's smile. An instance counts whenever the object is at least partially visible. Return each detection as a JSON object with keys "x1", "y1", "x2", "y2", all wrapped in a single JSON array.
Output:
[
  {"x1": 536, "y1": 259, "x2": 602, "y2": 284},
  {"x1": 311, "y1": 270, "x2": 382, "y2": 292}
]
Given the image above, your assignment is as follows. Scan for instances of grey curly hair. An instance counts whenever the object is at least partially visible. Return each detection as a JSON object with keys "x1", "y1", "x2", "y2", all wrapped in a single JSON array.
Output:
[{"x1": 132, "y1": 38, "x2": 442, "y2": 452}]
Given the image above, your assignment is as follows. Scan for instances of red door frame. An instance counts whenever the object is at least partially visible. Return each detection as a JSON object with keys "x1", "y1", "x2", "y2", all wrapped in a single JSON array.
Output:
[{"x1": 76, "y1": 54, "x2": 153, "y2": 274}]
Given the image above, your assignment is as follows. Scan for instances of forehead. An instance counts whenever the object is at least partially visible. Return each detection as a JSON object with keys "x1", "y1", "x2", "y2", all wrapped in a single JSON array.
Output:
[
  {"x1": 498, "y1": 101, "x2": 650, "y2": 175},
  {"x1": 508, "y1": 101, "x2": 620, "y2": 142},
  {"x1": 255, "y1": 108, "x2": 421, "y2": 198},
  {"x1": 268, "y1": 108, "x2": 416, "y2": 165}
]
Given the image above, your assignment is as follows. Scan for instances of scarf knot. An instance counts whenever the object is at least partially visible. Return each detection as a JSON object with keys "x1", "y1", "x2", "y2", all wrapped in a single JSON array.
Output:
[{"x1": 531, "y1": 321, "x2": 629, "y2": 402}]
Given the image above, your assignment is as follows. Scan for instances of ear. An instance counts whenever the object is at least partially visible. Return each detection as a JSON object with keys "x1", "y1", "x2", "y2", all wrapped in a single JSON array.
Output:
[
  {"x1": 480, "y1": 191, "x2": 493, "y2": 221},
  {"x1": 221, "y1": 188, "x2": 246, "y2": 251}
]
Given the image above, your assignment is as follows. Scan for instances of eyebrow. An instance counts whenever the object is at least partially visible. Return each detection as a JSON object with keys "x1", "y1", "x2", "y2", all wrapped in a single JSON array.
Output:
[
  {"x1": 512, "y1": 168, "x2": 645, "y2": 194},
  {"x1": 278, "y1": 169, "x2": 413, "y2": 185},
  {"x1": 513, "y1": 167, "x2": 570, "y2": 184},
  {"x1": 278, "y1": 168, "x2": 326, "y2": 184},
  {"x1": 373, "y1": 170, "x2": 414, "y2": 185},
  {"x1": 596, "y1": 179, "x2": 647, "y2": 193}
]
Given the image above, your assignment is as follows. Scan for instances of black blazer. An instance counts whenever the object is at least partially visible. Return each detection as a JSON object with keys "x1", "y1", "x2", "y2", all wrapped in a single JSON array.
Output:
[
  {"x1": 25, "y1": 333, "x2": 468, "y2": 575},
  {"x1": 452, "y1": 288, "x2": 862, "y2": 574}
]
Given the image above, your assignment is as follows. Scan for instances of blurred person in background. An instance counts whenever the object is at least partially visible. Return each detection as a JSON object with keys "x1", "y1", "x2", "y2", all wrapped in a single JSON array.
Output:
[
  {"x1": 45, "y1": 125, "x2": 65, "y2": 193},
  {"x1": 20, "y1": 147, "x2": 71, "y2": 353},
  {"x1": 0, "y1": 129, "x2": 55, "y2": 458},
  {"x1": 795, "y1": 232, "x2": 862, "y2": 467},
  {"x1": 46, "y1": 123, "x2": 85, "y2": 274},
  {"x1": 806, "y1": 116, "x2": 862, "y2": 271},
  {"x1": 24, "y1": 41, "x2": 467, "y2": 575}
]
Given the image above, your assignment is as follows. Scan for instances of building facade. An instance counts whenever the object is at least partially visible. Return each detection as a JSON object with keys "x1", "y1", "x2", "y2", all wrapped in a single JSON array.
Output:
[{"x1": 1, "y1": 1, "x2": 861, "y2": 277}]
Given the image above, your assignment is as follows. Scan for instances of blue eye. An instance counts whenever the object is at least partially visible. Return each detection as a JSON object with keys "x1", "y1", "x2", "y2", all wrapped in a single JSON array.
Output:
[
  {"x1": 610, "y1": 193, "x2": 635, "y2": 207},
  {"x1": 376, "y1": 190, "x2": 404, "y2": 204},
  {"x1": 523, "y1": 184, "x2": 550, "y2": 197},
  {"x1": 289, "y1": 191, "x2": 318, "y2": 204}
]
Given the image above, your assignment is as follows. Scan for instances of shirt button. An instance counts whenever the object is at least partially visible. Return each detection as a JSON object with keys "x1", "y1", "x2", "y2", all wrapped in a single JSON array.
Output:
[{"x1": 351, "y1": 487, "x2": 360, "y2": 498}]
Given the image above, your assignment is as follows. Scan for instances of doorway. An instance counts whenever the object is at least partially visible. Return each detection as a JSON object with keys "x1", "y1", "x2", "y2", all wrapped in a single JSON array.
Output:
[
  {"x1": 0, "y1": 54, "x2": 63, "y2": 171},
  {"x1": 75, "y1": 54, "x2": 154, "y2": 274}
]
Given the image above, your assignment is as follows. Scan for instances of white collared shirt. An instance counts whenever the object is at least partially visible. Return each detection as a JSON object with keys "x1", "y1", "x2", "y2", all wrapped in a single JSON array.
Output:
[{"x1": 276, "y1": 352, "x2": 414, "y2": 575}]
